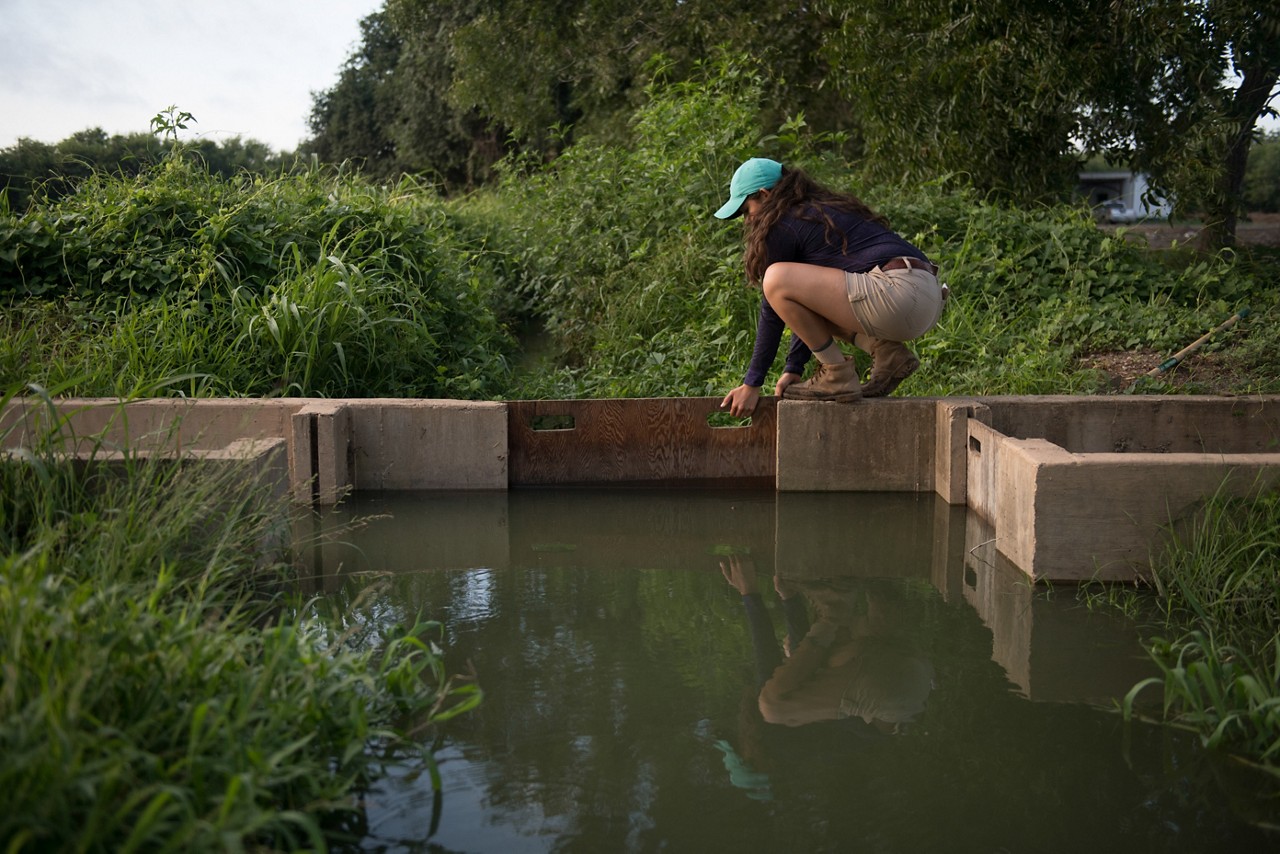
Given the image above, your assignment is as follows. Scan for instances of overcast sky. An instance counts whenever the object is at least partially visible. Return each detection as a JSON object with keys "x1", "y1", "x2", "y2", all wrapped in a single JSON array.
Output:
[{"x1": 1, "y1": 0, "x2": 384, "y2": 152}]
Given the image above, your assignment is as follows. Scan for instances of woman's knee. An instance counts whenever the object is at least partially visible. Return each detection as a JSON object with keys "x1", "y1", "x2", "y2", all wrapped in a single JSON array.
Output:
[
  {"x1": 760, "y1": 264, "x2": 790, "y2": 302},
  {"x1": 762, "y1": 262, "x2": 824, "y2": 301}
]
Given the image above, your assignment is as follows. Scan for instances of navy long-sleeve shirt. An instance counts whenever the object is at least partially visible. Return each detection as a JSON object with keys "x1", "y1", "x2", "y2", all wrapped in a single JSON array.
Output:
[{"x1": 742, "y1": 207, "x2": 925, "y2": 388}]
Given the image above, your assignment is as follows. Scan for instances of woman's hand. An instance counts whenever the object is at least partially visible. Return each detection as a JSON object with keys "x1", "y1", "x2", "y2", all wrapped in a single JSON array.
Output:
[
  {"x1": 774, "y1": 371, "x2": 803, "y2": 397},
  {"x1": 720, "y1": 555, "x2": 759, "y2": 595},
  {"x1": 721, "y1": 384, "x2": 761, "y2": 417}
]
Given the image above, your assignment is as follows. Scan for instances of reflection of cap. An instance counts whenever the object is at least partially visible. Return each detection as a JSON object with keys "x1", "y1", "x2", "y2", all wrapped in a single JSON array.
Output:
[
  {"x1": 714, "y1": 158, "x2": 783, "y2": 219},
  {"x1": 712, "y1": 739, "x2": 773, "y2": 800}
]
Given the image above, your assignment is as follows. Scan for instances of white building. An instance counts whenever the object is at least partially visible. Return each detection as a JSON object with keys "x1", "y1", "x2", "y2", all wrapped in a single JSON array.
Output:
[{"x1": 1077, "y1": 171, "x2": 1172, "y2": 221}]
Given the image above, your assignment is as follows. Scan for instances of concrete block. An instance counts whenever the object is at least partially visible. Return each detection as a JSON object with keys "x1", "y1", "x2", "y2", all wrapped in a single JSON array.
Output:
[
  {"x1": 1028, "y1": 452, "x2": 1280, "y2": 581},
  {"x1": 290, "y1": 403, "x2": 352, "y2": 504},
  {"x1": 348, "y1": 399, "x2": 507, "y2": 490},
  {"x1": 777, "y1": 398, "x2": 937, "y2": 492},
  {"x1": 968, "y1": 418, "x2": 1280, "y2": 581},
  {"x1": 934, "y1": 399, "x2": 990, "y2": 505}
]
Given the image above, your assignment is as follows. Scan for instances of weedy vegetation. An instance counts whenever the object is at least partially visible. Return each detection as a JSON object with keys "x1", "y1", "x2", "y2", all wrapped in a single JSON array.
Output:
[{"x1": 1122, "y1": 488, "x2": 1280, "y2": 777}]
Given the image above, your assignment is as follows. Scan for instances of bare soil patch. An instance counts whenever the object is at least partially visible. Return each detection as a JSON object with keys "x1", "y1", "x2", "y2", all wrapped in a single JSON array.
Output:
[
  {"x1": 1102, "y1": 212, "x2": 1280, "y2": 250},
  {"x1": 1077, "y1": 348, "x2": 1255, "y2": 395}
]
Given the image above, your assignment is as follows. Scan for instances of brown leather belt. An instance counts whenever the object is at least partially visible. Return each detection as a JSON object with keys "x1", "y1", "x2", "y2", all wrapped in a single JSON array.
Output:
[{"x1": 881, "y1": 256, "x2": 939, "y2": 276}]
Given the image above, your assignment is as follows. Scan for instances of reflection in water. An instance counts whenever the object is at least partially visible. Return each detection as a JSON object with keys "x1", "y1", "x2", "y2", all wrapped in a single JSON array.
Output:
[
  {"x1": 723, "y1": 557, "x2": 933, "y2": 731},
  {"x1": 299, "y1": 489, "x2": 1277, "y2": 852},
  {"x1": 717, "y1": 555, "x2": 937, "y2": 804}
]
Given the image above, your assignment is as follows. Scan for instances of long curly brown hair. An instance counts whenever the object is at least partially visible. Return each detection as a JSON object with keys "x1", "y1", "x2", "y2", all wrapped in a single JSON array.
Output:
[{"x1": 743, "y1": 167, "x2": 889, "y2": 284}]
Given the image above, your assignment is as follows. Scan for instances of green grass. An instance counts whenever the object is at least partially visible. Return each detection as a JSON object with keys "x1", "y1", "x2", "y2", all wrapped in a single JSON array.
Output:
[
  {"x1": 1120, "y1": 489, "x2": 1280, "y2": 776},
  {"x1": 0, "y1": 387, "x2": 481, "y2": 850}
]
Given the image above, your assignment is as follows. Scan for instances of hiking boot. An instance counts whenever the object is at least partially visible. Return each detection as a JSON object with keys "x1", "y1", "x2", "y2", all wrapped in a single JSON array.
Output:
[
  {"x1": 783, "y1": 357, "x2": 863, "y2": 402},
  {"x1": 861, "y1": 339, "x2": 920, "y2": 398}
]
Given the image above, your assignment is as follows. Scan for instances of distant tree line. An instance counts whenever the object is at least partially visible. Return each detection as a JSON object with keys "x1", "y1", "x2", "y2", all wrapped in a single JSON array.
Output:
[{"x1": 0, "y1": 128, "x2": 295, "y2": 211}]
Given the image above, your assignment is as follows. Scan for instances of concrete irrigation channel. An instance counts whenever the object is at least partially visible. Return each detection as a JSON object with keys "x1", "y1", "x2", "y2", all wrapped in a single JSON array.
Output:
[{"x1": 4, "y1": 394, "x2": 1279, "y2": 585}]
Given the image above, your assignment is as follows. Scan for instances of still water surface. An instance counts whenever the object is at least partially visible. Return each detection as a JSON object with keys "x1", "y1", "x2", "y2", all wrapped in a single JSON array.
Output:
[{"x1": 302, "y1": 489, "x2": 1276, "y2": 852}]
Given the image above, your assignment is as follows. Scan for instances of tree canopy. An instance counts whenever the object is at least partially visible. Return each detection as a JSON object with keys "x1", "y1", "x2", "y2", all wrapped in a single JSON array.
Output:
[{"x1": 305, "y1": 1, "x2": 1277, "y2": 246}]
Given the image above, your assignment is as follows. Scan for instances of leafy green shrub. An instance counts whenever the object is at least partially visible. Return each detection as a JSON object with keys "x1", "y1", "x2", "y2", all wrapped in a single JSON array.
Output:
[{"x1": 1, "y1": 161, "x2": 519, "y2": 398}]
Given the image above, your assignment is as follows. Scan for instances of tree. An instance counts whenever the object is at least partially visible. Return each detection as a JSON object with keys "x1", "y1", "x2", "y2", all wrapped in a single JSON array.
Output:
[
  {"x1": 0, "y1": 129, "x2": 162, "y2": 210},
  {"x1": 305, "y1": 11, "x2": 406, "y2": 180},
  {"x1": 819, "y1": 0, "x2": 1093, "y2": 200},
  {"x1": 310, "y1": 0, "x2": 858, "y2": 187},
  {"x1": 1085, "y1": 1, "x2": 1279, "y2": 249},
  {"x1": 820, "y1": 0, "x2": 1279, "y2": 247}
]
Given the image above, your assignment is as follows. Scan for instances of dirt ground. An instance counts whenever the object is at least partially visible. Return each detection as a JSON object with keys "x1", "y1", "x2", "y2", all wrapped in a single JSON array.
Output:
[
  {"x1": 1083, "y1": 213, "x2": 1277, "y2": 395},
  {"x1": 1077, "y1": 347, "x2": 1256, "y2": 395},
  {"x1": 1101, "y1": 211, "x2": 1280, "y2": 250}
]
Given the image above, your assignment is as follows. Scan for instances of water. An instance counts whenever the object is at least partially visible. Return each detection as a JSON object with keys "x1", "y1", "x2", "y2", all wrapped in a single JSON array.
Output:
[{"x1": 300, "y1": 489, "x2": 1278, "y2": 852}]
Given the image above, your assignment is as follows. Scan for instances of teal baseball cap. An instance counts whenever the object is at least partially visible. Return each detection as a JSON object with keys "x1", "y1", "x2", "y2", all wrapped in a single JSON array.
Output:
[{"x1": 714, "y1": 157, "x2": 783, "y2": 219}]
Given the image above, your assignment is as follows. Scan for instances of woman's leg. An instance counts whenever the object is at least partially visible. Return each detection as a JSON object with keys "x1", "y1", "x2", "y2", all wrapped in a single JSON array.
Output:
[
  {"x1": 761, "y1": 262, "x2": 865, "y2": 347},
  {"x1": 762, "y1": 263, "x2": 865, "y2": 402}
]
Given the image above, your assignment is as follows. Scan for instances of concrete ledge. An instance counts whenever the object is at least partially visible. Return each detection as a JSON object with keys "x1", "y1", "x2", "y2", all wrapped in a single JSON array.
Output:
[
  {"x1": 348, "y1": 399, "x2": 507, "y2": 490},
  {"x1": 967, "y1": 418, "x2": 1280, "y2": 580},
  {"x1": 0, "y1": 397, "x2": 302, "y2": 454},
  {"x1": 777, "y1": 398, "x2": 938, "y2": 491},
  {"x1": 8, "y1": 394, "x2": 1280, "y2": 584}
]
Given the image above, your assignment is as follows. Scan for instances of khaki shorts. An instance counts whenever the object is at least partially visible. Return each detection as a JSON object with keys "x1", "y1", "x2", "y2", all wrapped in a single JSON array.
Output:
[{"x1": 844, "y1": 264, "x2": 945, "y2": 342}]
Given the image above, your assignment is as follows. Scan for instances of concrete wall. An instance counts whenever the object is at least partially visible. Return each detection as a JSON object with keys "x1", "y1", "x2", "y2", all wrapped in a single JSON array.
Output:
[
  {"x1": 0, "y1": 398, "x2": 300, "y2": 454},
  {"x1": 966, "y1": 417, "x2": 1280, "y2": 581},
  {"x1": 979, "y1": 395, "x2": 1280, "y2": 454},
  {"x1": 8, "y1": 393, "x2": 1280, "y2": 584},
  {"x1": 3, "y1": 397, "x2": 508, "y2": 500}
]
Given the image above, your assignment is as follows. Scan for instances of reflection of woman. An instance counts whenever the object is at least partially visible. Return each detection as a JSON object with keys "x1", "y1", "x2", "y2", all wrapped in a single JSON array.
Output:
[
  {"x1": 758, "y1": 615, "x2": 934, "y2": 730},
  {"x1": 715, "y1": 158, "x2": 946, "y2": 416},
  {"x1": 721, "y1": 556, "x2": 934, "y2": 732}
]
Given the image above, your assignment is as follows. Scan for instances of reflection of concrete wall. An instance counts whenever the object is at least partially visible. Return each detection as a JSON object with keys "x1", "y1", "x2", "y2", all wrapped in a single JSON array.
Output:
[
  {"x1": 773, "y1": 492, "x2": 937, "y2": 580},
  {"x1": 506, "y1": 488, "x2": 777, "y2": 572},
  {"x1": 962, "y1": 513, "x2": 1156, "y2": 704},
  {"x1": 298, "y1": 491, "x2": 512, "y2": 591}
]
